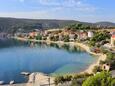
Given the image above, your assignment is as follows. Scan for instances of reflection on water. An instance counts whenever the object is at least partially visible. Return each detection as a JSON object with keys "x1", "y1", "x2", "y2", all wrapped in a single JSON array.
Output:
[
  {"x1": 0, "y1": 39, "x2": 85, "y2": 53},
  {"x1": 28, "y1": 41, "x2": 85, "y2": 54},
  {"x1": 0, "y1": 39, "x2": 97, "y2": 84}
]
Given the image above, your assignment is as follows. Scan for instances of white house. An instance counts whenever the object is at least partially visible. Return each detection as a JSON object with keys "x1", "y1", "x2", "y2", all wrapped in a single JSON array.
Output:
[
  {"x1": 59, "y1": 35, "x2": 63, "y2": 41},
  {"x1": 88, "y1": 31, "x2": 94, "y2": 38},
  {"x1": 69, "y1": 33, "x2": 75, "y2": 42},
  {"x1": 102, "y1": 64, "x2": 110, "y2": 71}
]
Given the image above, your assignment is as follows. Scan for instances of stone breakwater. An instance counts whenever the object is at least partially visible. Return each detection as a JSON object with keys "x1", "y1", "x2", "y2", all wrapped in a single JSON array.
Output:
[
  {"x1": 28, "y1": 72, "x2": 55, "y2": 86},
  {"x1": 1, "y1": 72, "x2": 54, "y2": 86}
]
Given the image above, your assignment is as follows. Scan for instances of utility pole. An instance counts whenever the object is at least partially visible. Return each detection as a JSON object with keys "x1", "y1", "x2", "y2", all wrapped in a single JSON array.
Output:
[{"x1": 48, "y1": 77, "x2": 50, "y2": 86}]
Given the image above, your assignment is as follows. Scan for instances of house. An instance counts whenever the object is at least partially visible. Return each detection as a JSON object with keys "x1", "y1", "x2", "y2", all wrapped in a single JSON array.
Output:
[
  {"x1": 103, "y1": 43, "x2": 112, "y2": 49},
  {"x1": 59, "y1": 34, "x2": 63, "y2": 41},
  {"x1": 29, "y1": 32, "x2": 38, "y2": 38},
  {"x1": 88, "y1": 31, "x2": 94, "y2": 38},
  {"x1": 111, "y1": 31, "x2": 115, "y2": 47},
  {"x1": 69, "y1": 33, "x2": 75, "y2": 42},
  {"x1": 78, "y1": 32, "x2": 88, "y2": 40},
  {"x1": 102, "y1": 64, "x2": 110, "y2": 71},
  {"x1": 90, "y1": 47, "x2": 101, "y2": 53}
]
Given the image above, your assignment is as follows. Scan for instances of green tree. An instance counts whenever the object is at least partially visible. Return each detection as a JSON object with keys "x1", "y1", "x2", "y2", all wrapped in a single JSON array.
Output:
[
  {"x1": 111, "y1": 79, "x2": 115, "y2": 86},
  {"x1": 82, "y1": 71, "x2": 115, "y2": 86},
  {"x1": 92, "y1": 66, "x2": 102, "y2": 73},
  {"x1": 106, "y1": 52, "x2": 115, "y2": 60},
  {"x1": 89, "y1": 31, "x2": 110, "y2": 46},
  {"x1": 36, "y1": 34, "x2": 42, "y2": 40},
  {"x1": 63, "y1": 35, "x2": 69, "y2": 42},
  {"x1": 54, "y1": 76, "x2": 64, "y2": 85}
]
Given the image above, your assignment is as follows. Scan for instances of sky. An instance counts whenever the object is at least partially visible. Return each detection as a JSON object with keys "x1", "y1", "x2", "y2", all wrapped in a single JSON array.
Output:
[{"x1": 0, "y1": 0, "x2": 115, "y2": 23}]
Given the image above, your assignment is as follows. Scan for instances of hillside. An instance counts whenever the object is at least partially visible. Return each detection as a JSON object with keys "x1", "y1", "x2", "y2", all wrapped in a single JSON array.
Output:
[
  {"x1": 0, "y1": 17, "x2": 79, "y2": 32},
  {"x1": 0, "y1": 17, "x2": 114, "y2": 33},
  {"x1": 95, "y1": 22, "x2": 115, "y2": 27}
]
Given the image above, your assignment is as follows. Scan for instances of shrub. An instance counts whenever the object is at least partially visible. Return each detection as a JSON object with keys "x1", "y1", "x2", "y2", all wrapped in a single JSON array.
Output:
[
  {"x1": 54, "y1": 76, "x2": 64, "y2": 85},
  {"x1": 36, "y1": 35, "x2": 42, "y2": 40},
  {"x1": 54, "y1": 75, "x2": 72, "y2": 85},
  {"x1": 111, "y1": 79, "x2": 115, "y2": 86},
  {"x1": 88, "y1": 31, "x2": 110, "y2": 46},
  {"x1": 63, "y1": 35, "x2": 69, "y2": 42},
  {"x1": 82, "y1": 71, "x2": 115, "y2": 86},
  {"x1": 50, "y1": 35, "x2": 59, "y2": 41},
  {"x1": 71, "y1": 79, "x2": 81, "y2": 86},
  {"x1": 73, "y1": 73, "x2": 93, "y2": 80},
  {"x1": 106, "y1": 52, "x2": 115, "y2": 60},
  {"x1": 92, "y1": 66, "x2": 102, "y2": 73}
]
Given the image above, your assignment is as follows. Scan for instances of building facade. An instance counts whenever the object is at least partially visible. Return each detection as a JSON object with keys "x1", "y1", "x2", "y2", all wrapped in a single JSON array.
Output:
[{"x1": 111, "y1": 31, "x2": 115, "y2": 47}]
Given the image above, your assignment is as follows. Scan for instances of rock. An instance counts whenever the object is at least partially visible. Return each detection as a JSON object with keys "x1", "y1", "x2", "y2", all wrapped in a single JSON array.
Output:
[
  {"x1": 0, "y1": 81, "x2": 4, "y2": 85},
  {"x1": 28, "y1": 73, "x2": 36, "y2": 83},
  {"x1": 9, "y1": 80, "x2": 14, "y2": 84}
]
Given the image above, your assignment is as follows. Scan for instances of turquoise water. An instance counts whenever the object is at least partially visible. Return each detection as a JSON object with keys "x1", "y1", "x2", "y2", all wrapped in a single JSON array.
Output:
[{"x1": 0, "y1": 39, "x2": 97, "y2": 84}]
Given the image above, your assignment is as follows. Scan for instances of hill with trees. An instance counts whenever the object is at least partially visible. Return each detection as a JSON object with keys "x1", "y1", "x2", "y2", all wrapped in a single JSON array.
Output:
[{"x1": 0, "y1": 17, "x2": 114, "y2": 33}]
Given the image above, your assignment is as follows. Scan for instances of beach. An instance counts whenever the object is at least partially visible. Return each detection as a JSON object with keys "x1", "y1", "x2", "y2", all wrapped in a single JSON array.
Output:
[{"x1": 75, "y1": 42, "x2": 107, "y2": 74}]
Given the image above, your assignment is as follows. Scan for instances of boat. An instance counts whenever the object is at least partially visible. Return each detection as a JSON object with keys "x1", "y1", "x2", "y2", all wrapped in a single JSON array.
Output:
[
  {"x1": 21, "y1": 72, "x2": 30, "y2": 76},
  {"x1": 0, "y1": 81, "x2": 4, "y2": 85},
  {"x1": 9, "y1": 80, "x2": 14, "y2": 84}
]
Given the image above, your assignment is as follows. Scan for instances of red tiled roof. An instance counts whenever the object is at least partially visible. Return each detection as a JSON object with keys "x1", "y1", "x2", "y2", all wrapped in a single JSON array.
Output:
[{"x1": 112, "y1": 35, "x2": 115, "y2": 38}]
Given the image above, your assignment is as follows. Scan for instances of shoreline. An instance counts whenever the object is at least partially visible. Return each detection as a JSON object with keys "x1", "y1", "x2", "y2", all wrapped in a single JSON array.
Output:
[{"x1": 13, "y1": 37, "x2": 107, "y2": 74}]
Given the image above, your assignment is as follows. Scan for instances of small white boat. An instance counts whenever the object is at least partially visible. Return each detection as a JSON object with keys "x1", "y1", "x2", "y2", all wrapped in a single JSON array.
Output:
[
  {"x1": 21, "y1": 72, "x2": 30, "y2": 76},
  {"x1": 9, "y1": 80, "x2": 14, "y2": 84},
  {"x1": 0, "y1": 81, "x2": 4, "y2": 85}
]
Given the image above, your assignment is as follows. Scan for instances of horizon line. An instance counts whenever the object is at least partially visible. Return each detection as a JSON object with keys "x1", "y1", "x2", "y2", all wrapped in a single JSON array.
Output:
[{"x1": 0, "y1": 17, "x2": 115, "y2": 23}]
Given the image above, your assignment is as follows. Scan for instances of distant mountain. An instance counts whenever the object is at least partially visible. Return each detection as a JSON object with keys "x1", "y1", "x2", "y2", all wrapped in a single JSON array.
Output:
[
  {"x1": 0, "y1": 17, "x2": 114, "y2": 33},
  {"x1": 0, "y1": 17, "x2": 80, "y2": 33},
  {"x1": 95, "y1": 22, "x2": 115, "y2": 27}
]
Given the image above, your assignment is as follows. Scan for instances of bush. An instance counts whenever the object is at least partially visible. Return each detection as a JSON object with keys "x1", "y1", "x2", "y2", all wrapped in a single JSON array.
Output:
[
  {"x1": 106, "y1": 52, "x2": 115, "y2": 60},
  {"x1": 64, "y1": 75, "x2": 72, "y2": 81},
  {"x1": 111, "y1": 79, "x2": 115, "y2": 86},
  {"x1": 54, "y1": 75, "x2": 72, "y2": 85},
  {"x1": 99, "y1": 60, "x2": 106, "y2": 65},
  {"x1": 63, "y1": 35, "x2": 69, "y2": 42},
  {"x1": 50, "y1": 36, "x2": 59, "y2": 41},
  {"x1": 100, "y1": 48, "x2": 108, "y2": 54},
  {"x1": 71, "y1": 79, "x2": 81, "y2": 86},
  {"x1": 89, "y1": 31, "x2": 110, "y2": 46},
  {"x1": 82, "y1": 71, "x2": 115, "y2": 86},
  {"x1": 54, "y1": 76, "x2": 64, "y2": 85},
  {"x1": 73, "y1": 73, "x2": 92, "y2": 80},
  {"x1": 36, "y1": 35, "x2": 42, "y2": 40},
  {"x1": 92, "y1": 66, "x2": 102, "y2": 73}
]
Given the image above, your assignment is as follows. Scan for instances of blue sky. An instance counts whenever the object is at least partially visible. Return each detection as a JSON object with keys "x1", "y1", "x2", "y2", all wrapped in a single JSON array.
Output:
[{"x1": 0, "y1": 0, "x2": 115, "y2": 22}]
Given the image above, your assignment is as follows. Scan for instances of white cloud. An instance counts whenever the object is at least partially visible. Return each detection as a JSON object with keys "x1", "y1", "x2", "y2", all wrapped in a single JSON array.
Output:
[
  {"x1": 38, "y1": 0, "x2": 60, "y2": 6},
  {"x1": 0, "y1": 11, "x2": 47, "y2": 19},
  {"x1": 36, "y1": 0, "x2": 96, "y2": 12},
  {"x1": 0, "y1": 0, "x2": 100, "y2": 22},
  {"x1": 0, "y1": 8, "x2": 61, "y2": 19},
  {"x1": 38, "y1": 0, "x2": 82, "y2": 7}
]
